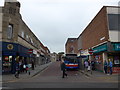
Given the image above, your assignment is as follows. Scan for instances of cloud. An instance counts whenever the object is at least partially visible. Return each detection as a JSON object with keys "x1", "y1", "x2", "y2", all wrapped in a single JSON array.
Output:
[{"x1": 1, "y1": 0, "x2": 119, "y2": 53}]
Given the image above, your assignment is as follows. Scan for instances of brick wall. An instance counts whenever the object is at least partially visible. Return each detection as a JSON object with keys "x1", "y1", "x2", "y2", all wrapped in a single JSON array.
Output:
[
  {"x1": 65, "y1": 38, "x2": 78, "y2": 54},
  {"x1": 81, "y1": 6, "x2": 109, "y2": 50}
]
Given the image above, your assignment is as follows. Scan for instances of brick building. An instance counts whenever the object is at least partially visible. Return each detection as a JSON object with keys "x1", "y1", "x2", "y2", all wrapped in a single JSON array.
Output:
[
  {"x1": 66, "y1": 6, "x2": 120, "y2": 73},
  {"x1": 0, "y1": 0, "x2": 50, "y2": 73},
  {"x1": 65, "y1": 38, "x2": 78, "y2": 54}
]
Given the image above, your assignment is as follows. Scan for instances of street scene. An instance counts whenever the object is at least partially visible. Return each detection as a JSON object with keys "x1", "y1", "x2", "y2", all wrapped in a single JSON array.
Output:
[
  {"x1": 0, "y1": 0, "x2": 120, "y2": 90},
  {"x1": 2, "y1": 61, "x2": 119, "y2": 89}
]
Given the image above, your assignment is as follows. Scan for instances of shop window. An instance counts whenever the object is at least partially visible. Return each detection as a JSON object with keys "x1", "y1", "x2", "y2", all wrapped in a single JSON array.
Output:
[
  {"x1": 108, "y1": 14, "x2": 120, "y2": 30},
  {"x1": 7, "y1": 24, "x2": 13, "y2": 39},
  {"x1": 2, "y1": 56, "x2": 12, "y2": 73},
  {"x1": 108, "y1": 55, "x2": 120, "y2": 67},
  {"x1": 114, "y1": 56, "x2": 120, "y2": 67}
]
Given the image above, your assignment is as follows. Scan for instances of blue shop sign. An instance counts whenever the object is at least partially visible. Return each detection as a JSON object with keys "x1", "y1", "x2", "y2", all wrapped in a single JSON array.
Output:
[
  {"x1": 2, "y1": 42, "x2": 30, "y2": 57},
  {"x1": 114, "y1": 43, "x2": 120, "y2": 51},
  {"x1": 93, "y1": 44, "x2": 107, "y2": 53},
  {"x1": 2, "y1": 42, "x2": 18, "y2": 52}
]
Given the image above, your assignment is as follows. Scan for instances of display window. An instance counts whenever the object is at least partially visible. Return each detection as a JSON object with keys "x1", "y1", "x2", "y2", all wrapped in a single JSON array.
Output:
[
  {"x1": 114, "y1": 56, "x2": 120, "y2": 67},
  {"x1": 108, "y1": 55, "x2": 120, "y2": 67},
  {"x1": 2, "y1": 56, "x2": 12, "y2": 73}
]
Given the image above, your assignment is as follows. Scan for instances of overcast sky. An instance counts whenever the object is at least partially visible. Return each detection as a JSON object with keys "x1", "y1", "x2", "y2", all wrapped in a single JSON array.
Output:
[{"x1": 0, "y1": 0, "x2": 119, "y2": 53}]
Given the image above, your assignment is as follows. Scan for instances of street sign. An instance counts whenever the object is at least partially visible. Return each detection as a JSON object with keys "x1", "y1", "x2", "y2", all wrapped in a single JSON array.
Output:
[
  {"x1": 28, "y1": 49, "x2": 33, "y2": 54},
  {"x1": 88, "y1": 48, "x2": 93, "y2": 55}
]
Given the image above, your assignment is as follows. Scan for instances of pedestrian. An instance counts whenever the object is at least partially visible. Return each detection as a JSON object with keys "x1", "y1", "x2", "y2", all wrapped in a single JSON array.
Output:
[
  {"x1": 25, "y1": 65, "x2": 28, "y2": 73},
  {"x1": 104, "y1": 60, "x2": 108, "y2": 74},
  {"x1": 15, "y1": 61, "x2": 20, "y2": 78},
  {"x1": 23, "y1": 64, "x2": 26, "y2": 73},
  {"x1": 91, "y1": 61, "x2": 95, "y2": 70},
  {"x1": 108, "y1": 60, "x2": 113, "y2": 75},
  {"x1": 87, "y1": 61, "x2": 91, "y2": 71},
  {"x1": 84, "y1": 61, "x2": 88, "y2": 72},
  {"x1": 31, "y1": 61, "x2": 34, "y2": 70},
  {"x1": 27, "y1": 64, "x2": 31, "y2": 75},
  {"x1": 60, "y1": 60, "x2": 67, "y2": 78}
]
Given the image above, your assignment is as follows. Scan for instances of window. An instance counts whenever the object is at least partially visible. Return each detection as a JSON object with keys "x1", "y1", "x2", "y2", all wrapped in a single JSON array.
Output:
[
  {"x1": 21, "y1": 31, "x2": 24, "y2": 38},
  {"x1": 108, "y1": 14, "x2": 120, "y2": 30},
  {"x1": 30, "y1": 38, "x2": 33, "y2": 44},
  {"x1": 9, "y1": 7, "x2": 16, "y2": 15},
  {"x1": 26, "y1": 35, "x2": 29, "y2": 41},
  {"x1": 7, "y1": 24, "x2": 13, "y2": 39}
]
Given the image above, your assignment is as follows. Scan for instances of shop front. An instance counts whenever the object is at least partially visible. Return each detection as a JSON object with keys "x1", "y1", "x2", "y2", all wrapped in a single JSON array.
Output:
[
  {"x1": 107, "y1": 43, "x2": 120, "y2": 73},
  {"x1": 93, "y1": 42, "x2": 120, "y2": 74},
  {"x1": 2, "y1": 42, "x2": 30, "y2": 74},
  {"x1": 93, "y1": 43, "x2": 107, "y2": 72}
]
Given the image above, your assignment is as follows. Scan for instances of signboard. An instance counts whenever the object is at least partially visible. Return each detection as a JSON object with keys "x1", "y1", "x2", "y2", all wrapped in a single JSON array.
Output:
[
  {"x1": 7, "y1": 44, "x2": 13, "y2": 50},
  {"x1": 28, "y1": 49, "x2": 33, "y2": 54},
  {"x1": 5, "y1": 56, "x2": 9, "y2": 61},
  {"x1": 33, "y1": 50, "x2": 37, "y2": 54},
  {"x1": 88, "y1": 48, "x2": 93, "y2": 55},
  {"x1": 93, "y1": 44, "x2": 107, "y2": 53},
  {"x1": 114, "y1": 43, "x2": 120, "y2": 51}
]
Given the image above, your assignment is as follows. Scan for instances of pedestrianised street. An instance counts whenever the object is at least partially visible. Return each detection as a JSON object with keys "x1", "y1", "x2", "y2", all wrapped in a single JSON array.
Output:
[{"x1": 2, "y1": 61, "x2": 119, "y2": 89}]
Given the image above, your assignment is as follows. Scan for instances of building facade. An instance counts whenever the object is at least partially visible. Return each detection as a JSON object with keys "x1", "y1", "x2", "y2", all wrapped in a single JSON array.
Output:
[
  {"x1": 66, "y1": 6, "x2": 120, "y2": 73},
  {"x1": 50, "y1": 52, "x2": 57, "y2": 62},
  {"x1": 0, "y1": 0, "x2": 50, "y2": 74},
  {"x1": 65, "y1": 38, "x2": 78, "y2": 54}
]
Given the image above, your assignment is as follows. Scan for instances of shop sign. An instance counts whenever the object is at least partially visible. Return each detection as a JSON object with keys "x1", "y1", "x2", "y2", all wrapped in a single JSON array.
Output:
[
  {"x1": 33, "y1": 50, "x2": 37, "y2": 54},
  {"x1": 93, "y1": 44, "x2": 107, "y2": 53},
  {"x1": 5, "y1": 56, "x2": 9, "y2": 61},
  {"x1": 7, "y1": 44, "x2": 13, "y2": 50},
  {"x1": 114, "y1": 43, "x2": 120, "y2": 51}
]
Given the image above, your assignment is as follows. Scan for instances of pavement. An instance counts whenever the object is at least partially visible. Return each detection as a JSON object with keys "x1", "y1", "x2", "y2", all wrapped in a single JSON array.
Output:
[
  {"x1": 80, "y1": 69, "x2": 119, "y2": 83},
  {"x1": 2, "y1": 62, "x2": 52, "y2": 83},
  {"x1": 1, "y1": 62, "x2": 119, "y2": 83},
  {"x1": 80, "y1": 69, "x2": 119, "y2": 77}
]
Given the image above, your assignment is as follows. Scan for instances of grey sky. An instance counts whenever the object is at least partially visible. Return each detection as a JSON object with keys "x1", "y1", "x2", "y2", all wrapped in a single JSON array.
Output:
[{"x1": 0, "y1": 0, "x2": 119, "y2": 53}]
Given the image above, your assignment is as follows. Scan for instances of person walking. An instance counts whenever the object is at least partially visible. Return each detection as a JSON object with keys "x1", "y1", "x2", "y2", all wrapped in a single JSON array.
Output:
[
  {"x1": 104, "y1": 60, "x2": 108, "y2": 74},
  {"x1": 61, "y1": 60, "x2": 67, "y2": 78},
  {"x1": 91, "y1": 61, "x2": 95, "y2": 70},
  {"x1": 15, "y1": 61, "x2": 20, "y2": 78},
  {"x1": 108, "y1": 60, "x2": 113, "y2": 75},
  {"x1": 84, "y1": 61, "x2": 88, "y2": 72},
  {"x1": 31, "y1": 61, "x2": 34, "y2": 70}
]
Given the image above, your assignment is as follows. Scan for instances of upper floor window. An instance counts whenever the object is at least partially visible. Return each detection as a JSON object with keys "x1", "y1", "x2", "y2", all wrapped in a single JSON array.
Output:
[
  {"x1": 7, "y1": 24, "x2": 13, "y2": 39},
  {"x1": 21, "y1": 31, "x2": 24, "y2": 38},
  {"x1": 108, "y1": 14, "x2": 120, "y2": 30},
  {"x1": 9, "y1": 7, "x2": 16, "y2": 15}
]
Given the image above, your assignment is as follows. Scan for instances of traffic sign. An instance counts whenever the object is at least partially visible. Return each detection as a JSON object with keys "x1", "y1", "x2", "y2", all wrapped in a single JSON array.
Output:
[
  {"x1": 28, "y1": 49, "x2": 33, "y2": 54},
  {"x1": 88, "y1": 48, "x2": 93, "y2": 55}
]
